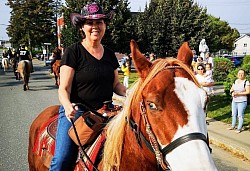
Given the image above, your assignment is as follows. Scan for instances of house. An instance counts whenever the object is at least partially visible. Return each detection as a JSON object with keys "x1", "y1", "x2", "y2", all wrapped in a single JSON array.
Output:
[
  {"x1": 0, "y1": 40, "x2": 11, "y2": 48},
  {"x1": 233, "y1": 34, "x2": 250, "y2": 56}
]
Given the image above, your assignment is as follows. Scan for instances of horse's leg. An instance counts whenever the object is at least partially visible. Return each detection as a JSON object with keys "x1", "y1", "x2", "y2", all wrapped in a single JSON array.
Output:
[
  {"x1": 3, "y1": 59, "x2": 6, "y2": 72},
  {"x1": 26, "y1": 76, "x2": 30, "y2": 90},
  {"x1": 16, "y1": 72, "x2": 20, "y2": 80},
  {"x1": 24, "y1": 84, "x2": 27, "y2": 91},
  {"x1": 53, "y1": 72, "x2": 57, "y2": 86}
]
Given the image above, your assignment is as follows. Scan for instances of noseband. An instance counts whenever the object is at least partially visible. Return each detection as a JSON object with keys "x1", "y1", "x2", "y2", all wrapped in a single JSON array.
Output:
[{"x1": 127, "y1": 64, "x2": 210, "y2": 170}]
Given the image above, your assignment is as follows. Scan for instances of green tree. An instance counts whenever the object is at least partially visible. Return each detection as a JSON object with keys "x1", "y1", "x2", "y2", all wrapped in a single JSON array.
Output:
[
  {"x1": 206, "y1": 15, "x2": 240, "y2": 53},
  {"x1": 6, "y1": 0, "x2": 62, "y2": 51},
  {"x1": 61, "y1": 0, "x2": 132, "y2": 53},
  {"x1": 102, "y1": 0, "x2": 132, "y2": 53},
  {"x1": 135, "y1": 0, "x2": 209, "y2": 57}
]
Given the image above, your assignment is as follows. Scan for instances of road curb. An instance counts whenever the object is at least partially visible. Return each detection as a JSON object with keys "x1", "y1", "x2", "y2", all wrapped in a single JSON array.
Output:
[
  {"x1": 209, "y1": 136, "x2": 250, "y2": 161},
  {"x1": 208, "y1": 124, "x2": 250, "y2": 161}
]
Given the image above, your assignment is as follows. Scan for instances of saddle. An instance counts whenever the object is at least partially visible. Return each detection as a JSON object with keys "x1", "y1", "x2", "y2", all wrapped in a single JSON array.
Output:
[
  {"x1": 68, "y1": 101, "x2": 122, "y2": 146},
  {"x1": 33, "y1": 101, "x2": 122, "y2": 170}
]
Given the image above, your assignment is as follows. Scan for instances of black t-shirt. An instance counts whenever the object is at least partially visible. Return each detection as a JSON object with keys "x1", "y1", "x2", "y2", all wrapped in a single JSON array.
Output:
[
  {"x1": 19, "y1": 49, "x2": 30, "y2": 60},
  {"x1": 61, "y1": 42, "x2": 119, "y2": 109}
]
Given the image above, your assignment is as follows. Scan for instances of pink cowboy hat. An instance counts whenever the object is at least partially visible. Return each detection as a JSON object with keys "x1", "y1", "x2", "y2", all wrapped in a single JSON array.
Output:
[{"x1": 70, "y1": 2, "x2": 114, "y2": 26}]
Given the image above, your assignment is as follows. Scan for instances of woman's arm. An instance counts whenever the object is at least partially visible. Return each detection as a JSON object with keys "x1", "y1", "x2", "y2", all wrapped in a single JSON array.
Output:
[
  {"x1": 233, "y1": 85, "x2": 250, "y2": 96},
  {"x1": 58, "y1": 65, "x2": 76, "y2": 119},
  {"x1": 200, "y1": 82, "x2": 214, "y2": 87},
  {"x1": 113, "y1": 69, "x2": 126, "y2": 96},
  {"x1": 230, "y1": 84, "x2": 234, "y2": 94}
]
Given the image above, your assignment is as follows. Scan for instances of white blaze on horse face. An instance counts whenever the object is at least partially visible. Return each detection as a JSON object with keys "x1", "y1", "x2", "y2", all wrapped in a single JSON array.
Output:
[
  {"x1": 174, "y1": 77, "x2": 207, "y2": 135},
  {"x1": 163, "y1": 77, "x2": 217, "y2": 171}
]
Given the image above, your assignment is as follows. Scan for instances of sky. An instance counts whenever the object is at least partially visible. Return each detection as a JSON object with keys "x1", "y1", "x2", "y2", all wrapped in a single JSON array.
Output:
[{"x1": 0, "y1": 0, "x2": 250, "y2": 40}]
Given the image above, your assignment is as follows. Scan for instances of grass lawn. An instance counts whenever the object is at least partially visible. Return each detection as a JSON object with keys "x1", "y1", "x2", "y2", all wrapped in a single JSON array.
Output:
[
  {"x1": 207, "y1": 94, "x2": 250, "y2": 131},
  {"x1": 118, "y1": 70, "x2": 250, "y2": 131},
  {"x1": 118, "y1": 70, "x2": 139, "y2": 87}
]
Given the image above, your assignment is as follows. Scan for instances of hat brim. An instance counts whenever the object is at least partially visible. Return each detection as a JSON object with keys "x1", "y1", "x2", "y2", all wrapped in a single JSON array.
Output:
[{"x1": 70, "y1": 11, "x2": 114, "y2": 27}]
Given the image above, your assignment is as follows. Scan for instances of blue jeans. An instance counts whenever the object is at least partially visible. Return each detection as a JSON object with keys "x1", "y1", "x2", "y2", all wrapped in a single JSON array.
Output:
[
  {"x1": 231, "y1": 101, "x2": 247, "y2": 130},
  {"x1": 49, "y1": 105, "x2": 83, "y2": 171}
]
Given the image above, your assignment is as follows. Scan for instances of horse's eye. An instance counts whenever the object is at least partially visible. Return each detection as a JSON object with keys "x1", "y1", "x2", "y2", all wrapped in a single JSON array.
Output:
[{"x1": 148, "y1": 102, "x2": 158, "y2": 110}]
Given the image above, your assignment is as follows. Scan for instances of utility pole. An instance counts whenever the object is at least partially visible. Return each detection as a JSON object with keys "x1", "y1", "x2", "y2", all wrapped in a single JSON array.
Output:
[{"x1": 56, "y1": 0, "x2": 58, "y2": 47}]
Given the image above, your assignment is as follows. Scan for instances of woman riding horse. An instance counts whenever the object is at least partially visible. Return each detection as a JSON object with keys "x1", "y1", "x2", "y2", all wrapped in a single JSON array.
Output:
[{"x1": 28, "y1": 40, "x2": 217, "y2": 171}]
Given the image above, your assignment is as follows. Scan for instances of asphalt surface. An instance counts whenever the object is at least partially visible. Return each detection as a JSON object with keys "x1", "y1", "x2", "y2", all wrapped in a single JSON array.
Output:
[
  {"x1": 1, "y1": 59, "x2": 249, "y2": 170},
  {"x1": 0, "y1": 59, "x2": 59, "y2": 170}
]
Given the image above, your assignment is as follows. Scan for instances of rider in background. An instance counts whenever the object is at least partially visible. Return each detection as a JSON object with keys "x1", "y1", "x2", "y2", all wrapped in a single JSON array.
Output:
[
  {"x1": 50, "y1": 47, "x2": 62, "y2": 73},
  {"x1": 5, "y1": 48, "x2": 13, "y2": 59},
  {"x1": 18, "y1": 45, "x2": 34, "y2": 72},
  {"x1": 12, "y1": 49, "x2": 19, "y2": 77}
]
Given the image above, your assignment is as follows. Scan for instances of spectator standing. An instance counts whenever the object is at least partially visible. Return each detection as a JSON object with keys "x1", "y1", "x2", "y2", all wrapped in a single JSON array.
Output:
[
  {"x1": 204, "y1": 63, "x2": 215, "y2": 95},
  {"x1": 229, "y1": 69, "x2": 250, "y2": 133},
  {"x1": 195, "y1": 64, "x2": 214, "y2": 96},
  {"x1": 194, "y1": 57, "x2": 204, "y2": 74},
  {"x1": 149, "y1": 53, "x2": 155, "y2": 62},
  {"x1": 121, "y1": 60, "x2": 130, "y2": 88},
  {"x1": 195, "y1": 64, "x2": 214, "y2": 125},
  {"x1": 205, "y1": 52, "x2": 214, "y2": 69}
]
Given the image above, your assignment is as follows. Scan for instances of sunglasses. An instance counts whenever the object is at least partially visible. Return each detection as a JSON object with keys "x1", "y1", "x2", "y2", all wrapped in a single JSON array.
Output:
[{"x1": 197, "y1": 68, "x2": 204, "y2": 70}]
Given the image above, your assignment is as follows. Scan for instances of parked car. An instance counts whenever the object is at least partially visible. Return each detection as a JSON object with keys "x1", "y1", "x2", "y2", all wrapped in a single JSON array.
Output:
[{"x1": 222, "y1": 55, "x2": 245, "y2": 67}]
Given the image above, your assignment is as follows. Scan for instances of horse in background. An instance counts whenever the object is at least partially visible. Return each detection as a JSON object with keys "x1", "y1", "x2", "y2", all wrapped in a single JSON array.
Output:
[
  {"x1": 28, "y1": 40, "x2": 217, "y2": 171},
  {"x1": 52, "y1": 60, "x2": 61, "y2": 87},
  {"x1": 17, "y1": 60, "x2": 32, "y2": 91},
  {"x1": 2, "y1": 57, "x2": 9, "y2": 72}
]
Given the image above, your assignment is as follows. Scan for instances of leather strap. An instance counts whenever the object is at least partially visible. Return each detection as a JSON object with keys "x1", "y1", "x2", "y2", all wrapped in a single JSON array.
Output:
[{"x1": 161, "y1": 132, "x2": 208, "y2": 155}]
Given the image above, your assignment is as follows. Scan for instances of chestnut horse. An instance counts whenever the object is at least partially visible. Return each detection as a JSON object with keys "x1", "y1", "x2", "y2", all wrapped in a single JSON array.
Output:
[
  {"x1": 28, "y1": 40, "x2": 217, "y2": 171},
  {"x1": 17, "y1": 60, "x2": 32, "y2": 91},
  {"x1": 52, "y1": 60, "x2": 61, "y2": 87}
]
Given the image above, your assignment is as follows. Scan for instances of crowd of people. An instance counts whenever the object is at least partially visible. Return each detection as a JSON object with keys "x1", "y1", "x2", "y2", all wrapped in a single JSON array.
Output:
[
  {"x1": 1, "y1": 44, "x2": 64, "y2": 77},
  {"x1": 192, "y1": 49, "x2": 215, "y2": 96},
  {"x1": 192, "y1": 39, "x2": 249, "y2": 133},
  {"x1": 2, "y1": 45, "x2": 34, "y2": 76}
]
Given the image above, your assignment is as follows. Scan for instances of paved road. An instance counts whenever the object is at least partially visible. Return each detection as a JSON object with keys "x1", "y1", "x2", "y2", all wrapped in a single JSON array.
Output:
[
  {"x1": 0, "y1": 60, "x2": 250, "y2": 171},
  {"x1": 0, "y1": 60, "x2": 59, "y2": 170}
]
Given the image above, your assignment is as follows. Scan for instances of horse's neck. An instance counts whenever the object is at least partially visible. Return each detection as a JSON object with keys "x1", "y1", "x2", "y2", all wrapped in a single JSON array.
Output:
[{"x1": 120, "y1": 127, "x2": 158, "y2": 170}]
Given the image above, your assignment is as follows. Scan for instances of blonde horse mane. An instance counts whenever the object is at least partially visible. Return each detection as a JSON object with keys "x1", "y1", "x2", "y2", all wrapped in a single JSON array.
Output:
[{"x1": 103, "y1": 57, "x2": 199, "y2": 170}]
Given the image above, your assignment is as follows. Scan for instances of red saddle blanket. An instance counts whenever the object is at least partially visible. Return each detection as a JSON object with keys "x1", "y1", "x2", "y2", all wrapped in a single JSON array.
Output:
[{"x1": 32, "y1": 114, "x2": 105, "y2": 170}]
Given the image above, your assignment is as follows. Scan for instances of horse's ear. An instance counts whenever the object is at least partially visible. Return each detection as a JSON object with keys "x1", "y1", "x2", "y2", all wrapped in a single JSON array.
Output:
[
  {"x1": 130, "y1": 40, "x2": 152, "y2": 79},
  {"x1": 176, "y1": 42, "x2": 193, "y2": 67}
]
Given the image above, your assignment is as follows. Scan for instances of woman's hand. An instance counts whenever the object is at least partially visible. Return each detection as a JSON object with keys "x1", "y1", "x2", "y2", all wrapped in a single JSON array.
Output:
[
  {"x1": 65, "y1": 103, "x2": 78, "y2": 121},
  {"x1": 232, "y1": 91, "x2": 245, "y2": 97}
]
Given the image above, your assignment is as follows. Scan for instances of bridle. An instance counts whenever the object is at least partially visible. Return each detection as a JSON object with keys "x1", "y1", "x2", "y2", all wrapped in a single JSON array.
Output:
[{"x1": 127, "y1": 64, "x2": 210, "y2": 170}]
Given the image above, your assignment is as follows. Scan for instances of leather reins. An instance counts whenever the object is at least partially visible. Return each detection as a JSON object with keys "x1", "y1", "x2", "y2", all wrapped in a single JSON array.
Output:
[{"x1": 127, "y1": 64, "x2": 210, "y2": 170}]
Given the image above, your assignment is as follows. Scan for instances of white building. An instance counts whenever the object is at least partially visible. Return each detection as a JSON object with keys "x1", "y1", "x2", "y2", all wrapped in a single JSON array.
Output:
[{"x1": 233, "y1": 34, "x2": 250, "y2": 56}]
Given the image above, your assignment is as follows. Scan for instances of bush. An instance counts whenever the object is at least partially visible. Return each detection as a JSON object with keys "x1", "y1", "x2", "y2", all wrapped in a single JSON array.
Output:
[
  {"x1": 213, "y1": 57, "x2": 234, "y2": 82},
  {"x1": 242, "y1": 55, "x2": 250, "y2": 65}
]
